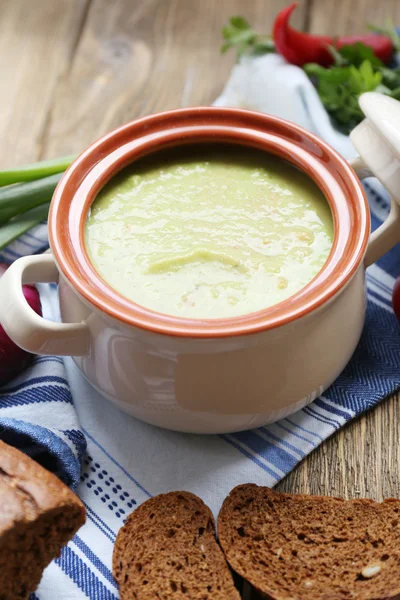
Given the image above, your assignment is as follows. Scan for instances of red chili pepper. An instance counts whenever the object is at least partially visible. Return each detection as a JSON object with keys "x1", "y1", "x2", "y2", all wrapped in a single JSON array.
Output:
[{"x1": 273, "y1": 3, "x2": 394, "y2": 67}]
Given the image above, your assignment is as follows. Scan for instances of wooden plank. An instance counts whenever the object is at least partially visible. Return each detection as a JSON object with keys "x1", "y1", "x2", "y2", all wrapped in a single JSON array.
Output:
[
  {"x1": 308, "y1": 0, "x2": 400, "y2": 34},
  {"x1": 278, "y1": 393, "x2": 400, "y2": 500},
  {"x1": 42, "y1": 0, "x2": 307, "y2": 157},
  {"x1": 13, "y1": 0, "x2": 399, "y2": 503},
  {"x1": 0, "y1": 0, "x2": 89, "y2": 167},
  {"x1": 278, "y1": 0, "x2": 400, "y2": 501}
]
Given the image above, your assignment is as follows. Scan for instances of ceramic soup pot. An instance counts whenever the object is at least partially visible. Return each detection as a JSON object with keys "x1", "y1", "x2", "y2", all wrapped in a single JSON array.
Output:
[{"x1": 1, "y1": 92, "x2": 399, "y2": 434}]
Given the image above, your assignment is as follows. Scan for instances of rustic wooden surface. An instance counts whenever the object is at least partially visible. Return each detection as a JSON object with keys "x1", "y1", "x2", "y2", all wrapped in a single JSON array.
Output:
[{"x1": 1, "y1": 0, "x2": 399, "y2": 501}]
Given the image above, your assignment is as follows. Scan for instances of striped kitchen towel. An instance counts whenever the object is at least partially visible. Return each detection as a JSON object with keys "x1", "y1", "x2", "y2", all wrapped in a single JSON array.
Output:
[
  {"x1": 0, "y1": 223, "x2": 86, "y2": 491},
  {"x1": 0, "y1": 53, "x2": 399, "y2": 599}
]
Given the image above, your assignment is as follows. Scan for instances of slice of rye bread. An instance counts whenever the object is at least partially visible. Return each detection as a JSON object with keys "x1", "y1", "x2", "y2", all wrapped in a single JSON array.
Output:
[
  {"x1": 113, "y1": 491, "x2": 241, "y2": 599},
  {"x1": 218, "y1": 484, "x2": 400, "y2": 600},
  {"x1": 0, "y1": 440, "x2": 86, "y2": 600}
]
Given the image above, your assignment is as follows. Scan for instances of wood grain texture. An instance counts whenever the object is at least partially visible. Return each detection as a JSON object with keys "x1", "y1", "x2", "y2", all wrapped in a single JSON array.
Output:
[
  {"x1": 0, "y1": 0, "x2": 89, "y2": 166},
  {"x1": 1, "y1": 0, "x2": 399, "y2": 505},
  {"x1": 308, "y1": 0, "x2": 400, "y2": 35},
  {"x1": 42, "y1": 0, "x2": 306, "y2": 157},
  {"x1": 277, "y1": 393, "x2": 400, "y2": 500}
]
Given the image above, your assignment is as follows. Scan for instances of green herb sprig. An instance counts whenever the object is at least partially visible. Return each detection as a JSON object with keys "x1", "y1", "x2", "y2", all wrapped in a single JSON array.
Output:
[
  {"x1": 221, "y1": 17, "x2": 275, "y2": 58},
  {"x1": 221, "y1": 16, "x2": 400, "y2": 135},
  {"x1": 304, "y1": 42, "x2": 400, "y2": 132}
]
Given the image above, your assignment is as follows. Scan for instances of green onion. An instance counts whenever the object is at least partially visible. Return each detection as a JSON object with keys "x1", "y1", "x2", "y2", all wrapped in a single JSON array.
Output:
[
  {"x1": 0, "y1": 203, "x2": 50, "y2": 250},
  {"x1": 0, "y1": 173, "x2": 62, "y2": 226},
  {"x1": 0, "y1": 155, "x2": 74, "y2": 251},
  {"x1": 0, "y1": 155, "x2": 75, "y2": 187}
]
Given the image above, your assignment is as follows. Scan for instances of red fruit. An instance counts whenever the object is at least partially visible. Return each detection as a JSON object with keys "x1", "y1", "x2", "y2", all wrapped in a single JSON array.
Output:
[
  {"x1": 0, "y1": 263, "x2": 42, "y2": 386},
  {"x1": 393, "y1": 276, "x2": 400, "y2": 321},
  {"x1": 273, "y1": 2, "x2": 393, "y2": 67}
]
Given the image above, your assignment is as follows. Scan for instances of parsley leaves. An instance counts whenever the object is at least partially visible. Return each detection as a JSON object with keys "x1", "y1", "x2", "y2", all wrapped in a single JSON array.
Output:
[
  {"x1": 221, "y1": 16, "x2": 400, "y2": 134},
  {"x1": 221, "y1": 17, "x2": 275, "y2": 58},
  {"x1": 304, "y1": 43, "x2": 400, "y2": 132}
]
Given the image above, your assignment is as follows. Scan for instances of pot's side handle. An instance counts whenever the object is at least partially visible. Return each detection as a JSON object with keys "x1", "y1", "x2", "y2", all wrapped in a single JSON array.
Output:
[
  {"x1": 0, "y1": 254, "x2": 90, "y2": 356},
  {"x1": 349, "y1": 156, "x2": 400, "y2": 268}
]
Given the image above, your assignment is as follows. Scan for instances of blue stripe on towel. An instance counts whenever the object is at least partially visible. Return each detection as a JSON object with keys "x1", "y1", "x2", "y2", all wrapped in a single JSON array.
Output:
[
  {"x1": 220, "y1": 434, "x2": 281, "y2": 480},
  {"x1": 258, "y1": 427, "x2": 305, "y2": 458},
  {"x1": 231, "y1": 430, "x2": 299, "y2": 471},
  {"x1": 0, "y1": 375, "x2": 70, "y2": 395},
  {"x1": 83, "y1": 503, "x2": 116, "y2": 543},
  {"x1": 0, "y1": 386, "x2": 72, "y2": 408},
  {"x1": 284, "y1": 417, "x2": 324, "y2": 441},
  {"x1": 275, "y1": 421, "x2": 316, "y2": 445},
  {"x1": 313, "y1": 399, "x2": 353, "y2": 421},
  {"x1": 303, "y1": 406, "x2": 341, "y2": 429},
  {"x1": 73, "y1": 536, "x2": 117, "y2": 589},
  {"x1": 56, "y1": 546, "x2": 118, "y2": 599}
]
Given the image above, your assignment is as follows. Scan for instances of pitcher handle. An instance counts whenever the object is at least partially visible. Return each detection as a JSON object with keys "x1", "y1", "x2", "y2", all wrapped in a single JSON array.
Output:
[
  {"x1": 0, "y1": 253, "x2": 90, "y2": 356},
  {"x1": 349, "y1": 156, "x2": 400, "y2": 267}
]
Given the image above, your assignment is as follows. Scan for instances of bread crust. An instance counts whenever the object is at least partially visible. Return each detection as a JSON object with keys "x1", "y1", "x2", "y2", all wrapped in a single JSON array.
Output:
[
  {"x1": 113, "y1": 490, "x2": 241, "y2": 599},
  {"x1": 0, "y1": 440, "x2": 85, "y2": 531},
  {"x1": 218, "y1": 484, "x2": 400, "y2": 600},
  {"x1": 0, "y1": 440, "x2": 86, "y2": 599}
]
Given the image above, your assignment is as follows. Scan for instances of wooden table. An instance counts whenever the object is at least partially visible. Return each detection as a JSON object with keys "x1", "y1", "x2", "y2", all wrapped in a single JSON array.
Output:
[{"x1": 1, "y1": 0, "x2": 399, "y2": 501}]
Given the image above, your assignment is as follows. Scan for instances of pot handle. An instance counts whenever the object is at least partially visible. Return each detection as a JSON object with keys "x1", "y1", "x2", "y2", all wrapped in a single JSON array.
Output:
[
  {"x1": 0, "y1": 253, "x2": 90, "y2": 356},
  {"x1": 349, "y1": 156, "x2": 400, "y2": 267}
]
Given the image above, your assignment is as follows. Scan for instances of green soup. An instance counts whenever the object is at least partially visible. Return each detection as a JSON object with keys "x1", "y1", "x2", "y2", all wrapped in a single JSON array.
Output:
[{"x1": 85, "y1": 147, "x2": 333, "y2": 319}]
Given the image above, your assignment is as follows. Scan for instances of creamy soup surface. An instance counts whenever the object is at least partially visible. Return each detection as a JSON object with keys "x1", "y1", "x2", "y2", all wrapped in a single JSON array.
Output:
[{"x1": 85, "y1": 147, "x2": 333, "y2": 319}]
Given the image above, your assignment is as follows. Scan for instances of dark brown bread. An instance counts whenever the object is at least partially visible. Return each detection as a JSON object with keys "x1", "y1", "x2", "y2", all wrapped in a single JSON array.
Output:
[
  {"x1": 218, "y1": 484, "x2": 400, "y2": 600},
  {"x1": 0, "y1": 440, "x2": 86, "y2": 600},
  {"x1": 113, "y1": 490, "x2": 241, "y2": 599}
]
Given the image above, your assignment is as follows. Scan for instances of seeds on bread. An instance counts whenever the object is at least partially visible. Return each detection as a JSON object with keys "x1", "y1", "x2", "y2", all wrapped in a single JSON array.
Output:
[
  {"x1": 113, "y1": 490, "x2": 241, "y2": 599},
  {"x1": 218, "y1": 484, "x2": 400, "y2": 600}
]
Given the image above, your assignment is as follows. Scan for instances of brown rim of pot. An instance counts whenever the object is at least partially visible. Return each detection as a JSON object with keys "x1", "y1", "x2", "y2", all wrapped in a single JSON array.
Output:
[{"x1": 49, "y1": 107, "x2": 370, "y2": 338}]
